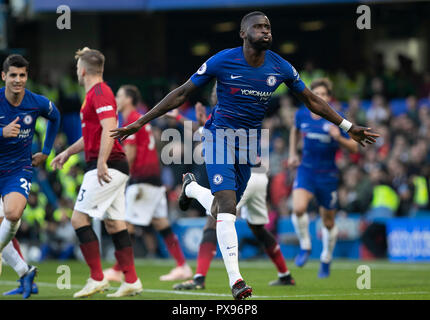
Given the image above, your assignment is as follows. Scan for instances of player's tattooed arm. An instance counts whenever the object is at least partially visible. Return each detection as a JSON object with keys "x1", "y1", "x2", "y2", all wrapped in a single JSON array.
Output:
[
  {"x1": 294, "y1": 88, "x2": 379, "y2": 147},
  {"x1": 295, "y1": 88, "x2": 345, "y2": 125},
  {"x1": 111, "y1": 80, "x2": 198, "y2": 141}
]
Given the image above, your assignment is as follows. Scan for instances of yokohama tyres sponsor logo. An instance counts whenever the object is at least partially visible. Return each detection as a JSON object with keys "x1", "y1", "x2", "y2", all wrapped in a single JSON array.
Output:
[{"x1": 240, "y1": 89, "x2": 272, "y2": 101}]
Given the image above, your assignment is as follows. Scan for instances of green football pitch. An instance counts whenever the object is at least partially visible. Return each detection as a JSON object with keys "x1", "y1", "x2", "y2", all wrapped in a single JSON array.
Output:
[{"x1": 0, "y1": 259, "x2": 429, "y2": 300}]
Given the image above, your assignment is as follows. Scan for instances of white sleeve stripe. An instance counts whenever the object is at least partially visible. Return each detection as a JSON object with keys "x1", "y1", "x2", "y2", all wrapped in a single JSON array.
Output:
[{"x1": 96, "y1": 105, "x2": 114, "y2": 114}]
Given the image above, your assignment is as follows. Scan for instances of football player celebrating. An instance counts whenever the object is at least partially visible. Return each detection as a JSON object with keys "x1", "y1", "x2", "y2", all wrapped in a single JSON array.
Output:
[{"x1": 111, "y1": 12, "x2": 378, "y2": 299}]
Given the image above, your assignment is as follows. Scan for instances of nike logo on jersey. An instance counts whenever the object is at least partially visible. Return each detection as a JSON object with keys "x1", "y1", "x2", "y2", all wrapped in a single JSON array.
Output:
[
  {"x1": 230, "y1": 75, "x2": 242, "y2": 79},
  {"x1": 226, "y1": 246, "x2": 236, "y2": 250}
]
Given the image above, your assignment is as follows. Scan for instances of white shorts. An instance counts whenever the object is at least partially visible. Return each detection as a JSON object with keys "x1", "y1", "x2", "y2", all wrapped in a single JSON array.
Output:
[
  {"x1": 74, "y1": 168, "x2": 128, "y2": 221},
  {"x1": 125, "y1": 183, "x2": 168, "y2": 226},
  {"x1": 237, "y1": 172, "x2": 269, "y2": 225}
]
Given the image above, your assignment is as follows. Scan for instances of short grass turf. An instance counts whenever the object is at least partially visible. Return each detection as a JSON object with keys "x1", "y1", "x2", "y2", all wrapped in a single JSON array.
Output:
[{"x1": 0, "y1": 258, "x2": 429, "y2": 300}]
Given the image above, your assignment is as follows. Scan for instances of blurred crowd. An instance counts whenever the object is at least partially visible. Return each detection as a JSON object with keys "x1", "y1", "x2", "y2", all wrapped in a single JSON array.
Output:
[{"x1": 6, "y1": 51, "x2": 430, "y2": 261}]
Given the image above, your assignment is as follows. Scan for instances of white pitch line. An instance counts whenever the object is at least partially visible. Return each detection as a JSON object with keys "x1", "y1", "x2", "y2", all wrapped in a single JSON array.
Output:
[
  {"x1": 132, "y1": 259, "x2": 430, "y2": 271},
  {"x1": 0, "y1": 281, "x2": 429, "y2": 299}
]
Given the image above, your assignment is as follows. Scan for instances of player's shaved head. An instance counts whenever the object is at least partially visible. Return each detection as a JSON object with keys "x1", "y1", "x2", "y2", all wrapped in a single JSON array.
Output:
[
  {"x1": 240, "y1": 11, "x2": 272, "y2": 51},
  {"x1": 3, "y1": 54, "x2": 29, "y2": 73},
  {"x1": 75, "y1": 47, "x2": 105, "y2": 75},
  {"x1": 240, "y1": 11, "x2": 267, "y2": 31}
]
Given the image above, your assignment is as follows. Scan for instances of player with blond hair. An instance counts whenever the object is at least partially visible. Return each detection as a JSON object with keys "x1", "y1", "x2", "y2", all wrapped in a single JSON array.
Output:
[{"x1": 51, "y1": 47, "x2": 142, "y2": 298}]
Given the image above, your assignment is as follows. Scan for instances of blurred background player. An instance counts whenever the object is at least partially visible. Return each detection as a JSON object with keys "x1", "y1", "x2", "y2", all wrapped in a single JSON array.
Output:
[
  {"x1": 51, "y1": 48, "x2": 142, "y2": 298},
  {"x1": 289, "y1": 78, "x2": 358, "y2": 277},
  {"x1": 172, "y1": 85, "x2": 295, "y2": 290},
  {"x1": 0, "y1": 199, "x2": 38, "y2": 299},
  {"x1": 0, "y1": 54, "x2": 60, "y2": 287},
  {"x1": 111, "y1": 12, "x2": 378, "y2": 299},
  {"x1": 103, "y1": 85, "x2": 192, "y2": 282}
]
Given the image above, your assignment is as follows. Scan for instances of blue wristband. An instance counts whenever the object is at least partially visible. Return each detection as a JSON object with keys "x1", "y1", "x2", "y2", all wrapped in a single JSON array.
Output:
[{"x1": 0, "y1": 127, "x2": 3, "y2": 137}]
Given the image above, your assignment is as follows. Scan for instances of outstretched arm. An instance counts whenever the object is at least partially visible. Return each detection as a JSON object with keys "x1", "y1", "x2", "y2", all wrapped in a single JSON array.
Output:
[
  {"x1": 295, "y1": 88, "x2": 344, "y2": 125},
  {"x1": 33, "y1": 101, "x2": 61, "y2": 166},
  {"x1": 50, "y1": 137, "x2": 84, "y2": 170},
  {"x1": 111, "y1": 80, "x2": 198, "y2": 140},
  {"x1": 294, "y1": 88, "x2": 379, "y2": 146}
]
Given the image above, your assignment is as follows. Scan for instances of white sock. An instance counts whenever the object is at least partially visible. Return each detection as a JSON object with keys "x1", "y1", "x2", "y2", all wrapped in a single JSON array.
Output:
[
  {"x1": 291, "y1": 213, "x2": 311, "y2": 250},
  {"x1": 2, "y1": 241, "x2": 29, "y2": 277},
  {"x1": 0, "y1": 219, "x2": 21, "y2": 252},
  {"x1": 216, "y1": 213, "x2": 242, "y2": 287},
  {"x1": 278, "y1": 271, "x2": 290, "y2": 277},
  {"x1": 185, "y1": 181, "x2": 214, "y2": 216},
  {"x1": 320, "y1": 225, "x2": 338, "y2": 263}
]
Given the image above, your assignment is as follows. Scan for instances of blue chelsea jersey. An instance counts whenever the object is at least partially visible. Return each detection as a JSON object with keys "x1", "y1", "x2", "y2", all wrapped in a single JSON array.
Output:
[
  {"x1": 0, "y1": 88, "x2": 60, "y2": 176},
  {"x1": 295, "y1": 106, "x2": 349, "y2": 171},
  {"x1": 191, "y1": 46, "x2": 305, "y2": 130}
]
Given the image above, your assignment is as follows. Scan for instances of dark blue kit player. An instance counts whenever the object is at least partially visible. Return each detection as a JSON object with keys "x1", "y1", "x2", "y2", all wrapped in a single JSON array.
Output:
[{"x1": 0, "y1": 54, "x2": 60, "y2": 298}]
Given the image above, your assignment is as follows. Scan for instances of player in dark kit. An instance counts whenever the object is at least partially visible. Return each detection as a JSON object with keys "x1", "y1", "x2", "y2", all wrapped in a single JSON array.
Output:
[
  {"x1": 111, "y1": 12, "x2": 379, "y2": 299},
  {"x1": 51, "y1": 48, "x2": 142, "y2": 298},
  {"x1": 0, "y1": 54, "x2": 60, "y2": 298}
]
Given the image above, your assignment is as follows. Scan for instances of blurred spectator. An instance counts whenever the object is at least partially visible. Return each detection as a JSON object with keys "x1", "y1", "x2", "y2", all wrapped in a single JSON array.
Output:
[
  {"x1": 269, "y1": 136, "x2": 289, "y2": 178},
  {"x1": 418, "y1": 72, "x2": 430, "y2": 98},
  {"x1": 405, "y1": 95, "x2": 418, "y2": 119},
  {"x1": 39, "y1": 198, "x2": 75, "y2": 261},
  {"x1": 393, "y1": 54, "x2": 418, "y2": 98},
  {"x1": 346, "y1": 96, "x2": 367, "y2": 126},
  {"x1": 299, "y1": 60, "x2": 326, "y2": 88},
  {"x1": 18, "y1": 191, "x2": 47, "y2": 244},
  {"x1": 365, "y1": 165, "x2": 399, "y2": 220},
  {"x1": 366, "y1": 94, "x2": 391, "y2": 124},
  {"x1": 338, "y1": 166, "x2": 372, "y2": 214}
]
